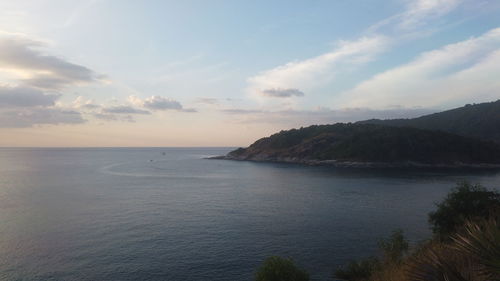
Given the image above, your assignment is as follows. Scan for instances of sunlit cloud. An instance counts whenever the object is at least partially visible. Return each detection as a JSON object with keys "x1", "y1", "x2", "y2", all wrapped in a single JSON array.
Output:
[
  {"x1": 72, "y1": 96, "x2": 100, "y2": 110},
  {"x1": 0, "y1": 35, "x2": 103, "y2": 90}
]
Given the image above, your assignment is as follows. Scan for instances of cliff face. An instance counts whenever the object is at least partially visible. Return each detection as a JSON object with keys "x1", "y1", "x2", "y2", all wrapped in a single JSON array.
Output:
[{"x1": 222, "y1": 123, "x2": 500, "y2": 168}]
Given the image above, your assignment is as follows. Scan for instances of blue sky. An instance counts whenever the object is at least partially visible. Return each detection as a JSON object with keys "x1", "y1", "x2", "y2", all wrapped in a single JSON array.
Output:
[{"x1": 1, "y1": 0, "x2": 500, "y2": 146}]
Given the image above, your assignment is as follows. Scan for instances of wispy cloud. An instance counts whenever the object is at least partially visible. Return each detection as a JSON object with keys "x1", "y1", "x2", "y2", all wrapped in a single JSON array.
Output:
[
  {"x1": 369, "y1": 0, "x2": 463, "y2": 33},
  {"x1": 0, "y1": 108, "x2": 85, "y2": 128},
  {"x1": 339, "y1": 27, "x2": 500, "y2": 108},
  {"x1": 246, "y1": 0, "x2": 468, "y2": 111},
  {"x1": 247, "y1": 36, "x2": 389, "y2": 99}
]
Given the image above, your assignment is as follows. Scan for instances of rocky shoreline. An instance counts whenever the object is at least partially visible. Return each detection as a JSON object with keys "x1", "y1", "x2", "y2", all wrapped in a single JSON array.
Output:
[{"x1": 208, "y1": 155, "x2": 500, "y2": 169}]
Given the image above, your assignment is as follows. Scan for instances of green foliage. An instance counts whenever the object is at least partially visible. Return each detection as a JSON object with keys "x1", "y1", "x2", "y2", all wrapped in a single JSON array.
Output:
[
  {"x1": 335, "y1": 183, "x2": 500, "y2": 281},
  {"x1": 378, "y1": 229, "x2": 409, "y2": 264},
  {"x1": 428, "y1": 181, "x2": 500, "y2": 240},
  {"x1": 452, "y1": 215, "x2": 500, "y2": 279},
  {"x1": 406, "y1": 216, "x2": 500, "y2": 281},
  {"x1": 255, "y1": 256, "x2": 309, "y2": 281},
  {"x1": 334, "y1": 257, "x2": 380, "y2": 281},
  {"x1": 359, "y1": 100, "x2": 500, "y2": 143},
  {"x1": 334, "y1": 230, "x2": 409, "y2": 281},
  {"x1": 228, "y1": 123, "x2": 500, "y2": 165}
]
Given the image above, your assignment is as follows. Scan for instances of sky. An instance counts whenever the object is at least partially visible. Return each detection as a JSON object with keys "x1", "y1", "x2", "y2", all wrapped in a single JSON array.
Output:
[{"x1": 0, "y1": 0, "x2": 500, "y2": 147}]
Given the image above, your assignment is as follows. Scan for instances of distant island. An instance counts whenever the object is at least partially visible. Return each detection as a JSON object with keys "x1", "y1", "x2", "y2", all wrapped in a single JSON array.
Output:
[{"x1": 212, "y1": 101, "x2": 500, "y2": 168}]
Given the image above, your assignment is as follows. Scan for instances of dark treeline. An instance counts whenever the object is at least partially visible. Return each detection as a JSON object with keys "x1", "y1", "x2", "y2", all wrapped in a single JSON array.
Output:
[
  {"x1": 228, "y1": 123, "x2": 500, "y2": 165},
  {"x1": 358, "y1": 100, "x2": 500, "y2": 143}
]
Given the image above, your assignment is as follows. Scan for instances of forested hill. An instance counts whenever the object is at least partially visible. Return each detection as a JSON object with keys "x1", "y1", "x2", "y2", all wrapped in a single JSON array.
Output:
[
  {"x1": 358, "y1": 100, "x2": 500, "y2": 143},
  {"x1": 220, "y1": 123, "x2": 500, "y2": 167}
]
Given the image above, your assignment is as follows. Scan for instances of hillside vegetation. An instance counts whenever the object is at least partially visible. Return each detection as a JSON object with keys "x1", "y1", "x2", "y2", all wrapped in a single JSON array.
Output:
[
  {"x1": 255, "y1": 182, "x2": 500, "y2": 281},
  {"x1": 359, "y1": 100, "x2": 500, "y2": 143},
  {"x1": 224, "y1": 123, "x2": 500, "y2": 167}
]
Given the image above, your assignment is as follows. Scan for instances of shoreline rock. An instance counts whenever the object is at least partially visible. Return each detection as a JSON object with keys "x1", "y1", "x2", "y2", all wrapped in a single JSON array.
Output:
[{"x1": 207, "y1": 155, "x2": 500, "y2": 169}]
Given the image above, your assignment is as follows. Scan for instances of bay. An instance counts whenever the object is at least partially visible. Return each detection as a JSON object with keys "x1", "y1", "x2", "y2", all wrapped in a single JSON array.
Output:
[{"x1": 0, "y1": 147, "x2": 499, "y2": 280}]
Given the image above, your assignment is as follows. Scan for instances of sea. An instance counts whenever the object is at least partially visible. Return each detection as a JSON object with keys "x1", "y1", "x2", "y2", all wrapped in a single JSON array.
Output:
[{"x1": 0, "y1": 147, "x2": 499, "y2": 281}]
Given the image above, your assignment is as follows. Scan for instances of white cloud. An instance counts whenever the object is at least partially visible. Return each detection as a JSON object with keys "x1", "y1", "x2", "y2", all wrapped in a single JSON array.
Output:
[
  {"x1": 143, "y1": 96, "x2": 183, "y2": 110},
  {"x1": 72, "y1": 96, "x2": 100, "y2": 110},
  {"x1": 247, "y1": 36, "x2": 389, "y2": 98},
  {"x1": 339, "y1": 27, "x2": 500, "y2": 108},
  {"x1": 129, "y1": 95, "x2": 196, "y2": 112},
  {"x1": 246, "y1": 0, "x2": 467, "y2": 105}
]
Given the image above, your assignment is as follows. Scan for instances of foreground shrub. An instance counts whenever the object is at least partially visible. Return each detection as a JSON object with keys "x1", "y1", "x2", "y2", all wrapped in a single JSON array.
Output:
[
  {"x1": 406, "y1": 215, "x2": 500, "y2": 281},
  {"x1": 255, "y1": 256, "x2": 309, "y2": 281},
  {"x1": 452, "y1": 216, "x2": 500, "y2": 280},
  {"x1": 335, "y1": 182, "x2": 500, "y2": 281},
  {"x1": 428, "y1": 181, "x2": 500, "y2": 240},
  {"x1": 378, "y1": 229, "x2": 409, "y2": 264},
  {"x1": 334, "y1": 257, "x2": 380, "y2": 281},
  {"x1": 334, "y1": 230, "x2": 408, "y2": 281}
]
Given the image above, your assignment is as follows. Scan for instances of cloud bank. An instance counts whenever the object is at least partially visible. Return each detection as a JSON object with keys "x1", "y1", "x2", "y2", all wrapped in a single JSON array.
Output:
[
  {"x1": 0, "y1": 108, "x2": 85, "y2": 128},
  {"x1": 102, "y1": 105, "x2": 151, "y2": 115},
  {"x1": 220, "y1": 106, "x2": 436, "y2": 126},
  {"x1": 0, "y1": 85, "x2": 59, "y2": 107}
]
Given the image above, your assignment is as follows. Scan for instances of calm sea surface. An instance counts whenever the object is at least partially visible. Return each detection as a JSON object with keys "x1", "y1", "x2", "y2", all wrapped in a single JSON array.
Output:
[{"x1": 0, "y1": 147, "x2": 499, "y2": 281}]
